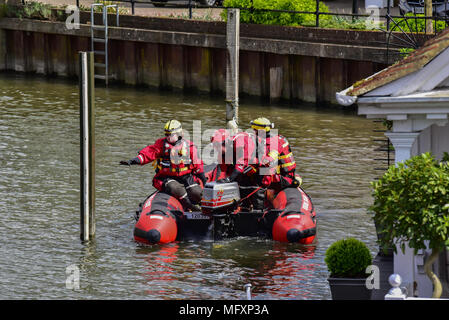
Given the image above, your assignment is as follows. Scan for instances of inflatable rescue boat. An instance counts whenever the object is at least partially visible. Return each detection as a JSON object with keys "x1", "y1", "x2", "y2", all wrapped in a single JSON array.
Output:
[{"x1": 133, "y1": 179, "x2": 317, "y2": 245}]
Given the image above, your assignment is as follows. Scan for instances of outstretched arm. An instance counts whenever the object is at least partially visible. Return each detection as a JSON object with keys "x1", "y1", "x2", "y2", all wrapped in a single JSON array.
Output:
[{"x1": 119, "y1": 138, "x2": 164, "y2": 166}]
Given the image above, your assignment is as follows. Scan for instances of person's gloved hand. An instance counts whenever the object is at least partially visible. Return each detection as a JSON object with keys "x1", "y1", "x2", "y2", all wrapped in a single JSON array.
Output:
[
  {"x1": 261, "y1": 175, "x2": 272, "y2": 187},
  {"x1": 217, "y1": 177, "x2": 231, "y2": 184},
  {"x1": 119, "y1": 157, "x2": 140, "y2": 166}
]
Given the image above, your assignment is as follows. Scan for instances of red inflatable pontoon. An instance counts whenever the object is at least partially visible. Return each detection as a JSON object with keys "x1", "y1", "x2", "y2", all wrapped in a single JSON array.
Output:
[
  {"x1": 269, "y1": 187, "x2": 317, "y2": 244},
  {"x1": 134, "y1": 192, "x2": 183, "y2": 244},
  {"x1": 133, "y1": 175, "x2": 316, "y2": 245}
]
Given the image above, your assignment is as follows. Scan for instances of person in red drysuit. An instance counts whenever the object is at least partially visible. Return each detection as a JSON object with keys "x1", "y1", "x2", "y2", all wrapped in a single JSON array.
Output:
[
  {"x1": 250, "y1": 117, "x2": 300, "y2": 192},
  {"x1": 208, "y1": 128, "x2": 265, "y2": 211},
  {"x1": 206, "y1": 128, "x2": 234, "y2": 182},
  {"x1": 120, "y1": 120, "x2": 207, "y2": 211}
]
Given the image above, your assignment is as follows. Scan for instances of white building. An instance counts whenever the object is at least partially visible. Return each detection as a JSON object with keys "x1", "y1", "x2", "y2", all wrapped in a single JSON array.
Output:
[{"x1": 336, "y1": 27, "x2": 449, "y2": 298}]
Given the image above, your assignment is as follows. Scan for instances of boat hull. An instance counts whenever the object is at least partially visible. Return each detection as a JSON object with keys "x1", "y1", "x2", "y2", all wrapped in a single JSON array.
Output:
[{"x1": 133, "y1": 187, "x2": 316, "y2": 245}]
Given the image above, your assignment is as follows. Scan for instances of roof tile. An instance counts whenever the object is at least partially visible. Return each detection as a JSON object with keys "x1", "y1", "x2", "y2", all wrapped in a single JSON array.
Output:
[{"x1": 347, "y1": 28, "x2": 449, "y2": 96}]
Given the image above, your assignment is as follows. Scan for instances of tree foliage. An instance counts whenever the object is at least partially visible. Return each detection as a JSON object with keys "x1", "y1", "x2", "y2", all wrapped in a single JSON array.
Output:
[
  {"x1": 221, "y1": 0, "x2": 332, "y2": 27},
  {"x1": 389, "y1": 13, "x2": 447, "y2": 33},
  {"x1": 370, "y1": 152, "x2": 449, "y2": 255},
  {"x1": 1, "y1": 1, "x2": 52, "y2": 20}
]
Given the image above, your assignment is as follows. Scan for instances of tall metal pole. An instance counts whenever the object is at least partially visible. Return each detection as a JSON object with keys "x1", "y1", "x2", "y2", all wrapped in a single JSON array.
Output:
[
  {"x1": 0, "y1": 28, "x2": 5, "y2": 71},
  {"x1": 188, "y1": 0, "x2": 192, "y2": 19},
  {"x1": 225, "y1": 9, "x2": 239, "y2": 132},
  {"x1": 352, "y1": 0, "x2": 358, "y2": 23},
  {"x1": 79, "y1": 51, "x2": 95, "y2": 242},
  {"x1": 425, "y1": 0, "x2": 433, "y2": 34}
]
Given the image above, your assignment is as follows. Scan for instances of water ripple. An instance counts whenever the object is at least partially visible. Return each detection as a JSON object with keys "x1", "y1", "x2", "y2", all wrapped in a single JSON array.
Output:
[{"x1": 0, "y1": 73, "x2": 382, "y2": 300}]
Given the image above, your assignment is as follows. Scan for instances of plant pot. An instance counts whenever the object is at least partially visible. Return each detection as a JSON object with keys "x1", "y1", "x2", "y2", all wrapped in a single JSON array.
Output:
[
  {"x1": 327, "y1": 277, "x2": 372, "y2": 300},
  {"x1": 370, "y1": 253, "x2": 394, "y2": 300}
]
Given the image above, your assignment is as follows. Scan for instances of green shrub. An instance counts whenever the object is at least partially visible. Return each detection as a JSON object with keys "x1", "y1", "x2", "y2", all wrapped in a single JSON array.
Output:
[
  {"x1": 324, "y1": 238, "x2": 372, "y2": 278},
  {"x1": 2, "y1": 1, "x2": 52, "y2": 20},
  {"x1": 0, "y1": 4, "x2": 7, "y2": 18},
  {"x1": 370, "y1": 152, "x2": 449, "y2": 254},
  {"x1": 443, "y1": 152, "x2": 449, "y2": 162},
  {"x1": 320, "y1": 15, "x2": 383, "y2": 30},
  {"x1": 399, "y1": 47, "x2": 415, "y2": 58},
  {"x1": 93, "y1": 0, "x2": 128, "y2": 15},
  {"x1": 220, "y1": 0, "x2": 389, "y2": 30},
  {"x1": 387, "y1": 13, "x2": 447, "y2": 33},
  {"x1": 221, "y1": 0, "x2": 333, "y2": 27}
]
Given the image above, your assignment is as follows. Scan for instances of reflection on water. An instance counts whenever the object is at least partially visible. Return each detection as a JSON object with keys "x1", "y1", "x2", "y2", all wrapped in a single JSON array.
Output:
[
  {"x1": 0, "y1": 73, "x2": 383, "y2": 299},
  {"x1": 209, "y1": 239, "x2": 320, "y2": 300},
  {"x1": 134, "y1": 239, "x2": 321, "y2": 300}
]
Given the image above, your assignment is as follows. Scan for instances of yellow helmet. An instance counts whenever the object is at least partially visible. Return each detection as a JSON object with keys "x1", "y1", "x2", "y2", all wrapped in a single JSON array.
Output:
[
  {"x1": 164, "y1": 120, "x2": 182, "y2": 135},
  {"x1": 250, "y1": 117, "x2": 273, "y2": 132}
]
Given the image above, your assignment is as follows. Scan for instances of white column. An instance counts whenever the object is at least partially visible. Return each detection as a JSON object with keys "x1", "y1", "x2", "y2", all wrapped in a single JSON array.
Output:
[
  {"x1": 385, "y1": 131, "x2": 420, "y2": 163},
  {"x1": 384, "y1": 131, "x2": 420, "y2": 296}
]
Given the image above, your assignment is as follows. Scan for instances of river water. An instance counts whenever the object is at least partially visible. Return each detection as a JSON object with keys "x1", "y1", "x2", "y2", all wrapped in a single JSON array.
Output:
[{"x1": 0, "y1": 73, "x2": 384, "y2": 300}]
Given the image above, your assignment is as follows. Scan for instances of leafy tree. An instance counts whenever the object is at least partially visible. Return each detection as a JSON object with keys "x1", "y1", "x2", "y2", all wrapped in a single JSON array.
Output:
[{"x1": 370, "y1": 152, "x2": 449, "y2": 298}]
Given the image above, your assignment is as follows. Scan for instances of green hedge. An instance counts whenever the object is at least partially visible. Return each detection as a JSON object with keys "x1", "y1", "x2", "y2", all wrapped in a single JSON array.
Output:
[
  {"x1": 221, "y1": 0, "x2": 449, "y2": 32},
  {"x1": 389, "y1": 13, "x2": 447, "y2": 33},
  {"x1": 221, "y1": 0, "x2": 376, "y2": 29},
  {"x1": 221, "y1": 0, "x2": 332, "y2": 27}
]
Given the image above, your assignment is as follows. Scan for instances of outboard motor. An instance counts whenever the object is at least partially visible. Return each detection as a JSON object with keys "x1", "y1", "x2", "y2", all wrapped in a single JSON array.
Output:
[
  {"x1": 201, "y1": 182, "x2": 240, "y2": 239},
  {"x1": 201, "y1": 181, "x2": 240, "y2": 214}
]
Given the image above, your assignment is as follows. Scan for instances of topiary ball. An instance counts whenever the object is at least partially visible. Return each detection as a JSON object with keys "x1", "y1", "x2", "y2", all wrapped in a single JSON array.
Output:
[{"x1": 324, "y1": 238, "x2": 372, "y2": 278}]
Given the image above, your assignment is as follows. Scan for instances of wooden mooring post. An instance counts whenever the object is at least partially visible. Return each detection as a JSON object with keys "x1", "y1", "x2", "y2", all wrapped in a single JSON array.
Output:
[
  {"x1": 226, "y1": 9, "x2": 240, "y2": 131},
  {"x1": 79, "y1": 51, "x2": 95, "y2": 242}
]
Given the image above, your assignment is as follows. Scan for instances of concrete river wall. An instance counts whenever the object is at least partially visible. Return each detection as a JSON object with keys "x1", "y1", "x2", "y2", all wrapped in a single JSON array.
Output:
[{"x1": 0, "y1": 11, "x2": 431, "y2": 105}]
